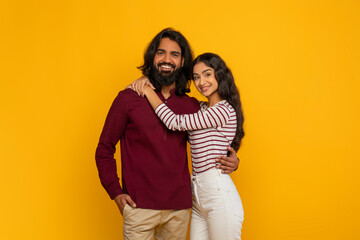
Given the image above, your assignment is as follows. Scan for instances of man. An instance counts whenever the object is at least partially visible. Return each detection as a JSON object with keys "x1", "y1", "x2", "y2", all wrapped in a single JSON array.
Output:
[{"x1": 95, "y1": 28, "x2": 239, "y2": 240}]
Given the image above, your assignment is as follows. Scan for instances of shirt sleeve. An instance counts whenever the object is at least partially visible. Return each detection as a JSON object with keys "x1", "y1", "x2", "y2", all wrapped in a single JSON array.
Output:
[
  {"x1": 155, "y1": 102, "x2": 231, "y2": 131},
  {"x1": 95, "y1": 92, "x2": 127, "y2": 199}
]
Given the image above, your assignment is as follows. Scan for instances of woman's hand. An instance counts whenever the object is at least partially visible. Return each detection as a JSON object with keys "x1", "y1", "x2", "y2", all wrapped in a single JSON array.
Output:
[{"x1": 130, "y1": 76, "x2": 155, "y2": 97}]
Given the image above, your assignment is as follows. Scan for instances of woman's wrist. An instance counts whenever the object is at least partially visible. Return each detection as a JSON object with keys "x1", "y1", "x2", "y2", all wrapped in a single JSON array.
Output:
[{"x1": 143, "y1": 85, "x2": 151, "y2": 96}]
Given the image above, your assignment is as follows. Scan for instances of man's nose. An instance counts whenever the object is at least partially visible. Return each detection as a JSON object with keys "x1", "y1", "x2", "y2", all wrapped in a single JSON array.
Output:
[{"x1": 164, "y1": 53, "x2": 171, "y2": 63}]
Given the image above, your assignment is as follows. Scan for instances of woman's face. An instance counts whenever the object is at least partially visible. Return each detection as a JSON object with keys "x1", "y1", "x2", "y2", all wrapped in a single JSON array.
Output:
[{"x1": 193, "y1": 62, "x2": 219, "y2": 98}]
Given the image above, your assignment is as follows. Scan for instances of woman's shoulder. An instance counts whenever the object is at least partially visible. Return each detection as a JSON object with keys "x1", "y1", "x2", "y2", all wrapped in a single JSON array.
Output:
[
  {"x1": 212, "y1": 100, "x2": 231, "y2": 108},
  {"x1": 199, "y1": 101, "x2": 208, "y2": 110},
  {"x1": 215, "y1": 100, "x2": 235, "y2": 114},
  {"x1": 199, "y1": 100, "x2": 234, "y2": 112}
]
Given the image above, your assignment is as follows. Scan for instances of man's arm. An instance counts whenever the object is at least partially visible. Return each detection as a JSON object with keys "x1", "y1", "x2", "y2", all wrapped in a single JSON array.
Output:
[
  {"x1": 215, "y1": 147, "x2": 240, "y2": 174},
  {"x1": 95, "y1": 92, "x2": 136, "y2": 214}
]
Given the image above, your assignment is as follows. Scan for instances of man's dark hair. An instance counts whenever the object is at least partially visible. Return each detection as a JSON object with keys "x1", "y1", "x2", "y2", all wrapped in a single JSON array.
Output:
[{"x1": 138, "y1": 28, "x2": 194, "y2": 95}]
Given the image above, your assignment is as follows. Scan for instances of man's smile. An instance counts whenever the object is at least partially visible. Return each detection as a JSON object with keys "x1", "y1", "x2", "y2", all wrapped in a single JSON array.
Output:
[{"x1": 158, "y1": 63, "x2": 175, "y2": 72}]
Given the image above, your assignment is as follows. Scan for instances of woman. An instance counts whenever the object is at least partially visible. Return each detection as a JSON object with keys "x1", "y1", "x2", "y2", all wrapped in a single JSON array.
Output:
[{"x1": 133, "y1": 53, "x2": 244, "y2": 240}]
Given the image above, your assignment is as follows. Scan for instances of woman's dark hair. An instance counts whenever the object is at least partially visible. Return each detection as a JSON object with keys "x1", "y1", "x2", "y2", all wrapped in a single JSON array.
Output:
[
  {"x1": 138, "y1": 28, "x2": 194, "y2": 95},
  {"x1": 192, "y1": 53, "x2": 245, "y2": 152}
]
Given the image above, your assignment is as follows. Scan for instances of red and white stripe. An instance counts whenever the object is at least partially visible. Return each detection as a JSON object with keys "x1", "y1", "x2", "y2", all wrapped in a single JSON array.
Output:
[{"x1": 155, "y1": 100, "x2": 237, "y2": 174}]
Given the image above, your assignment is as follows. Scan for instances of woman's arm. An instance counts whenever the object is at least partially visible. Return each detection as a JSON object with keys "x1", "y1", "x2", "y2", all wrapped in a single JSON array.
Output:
[
  {"x1": 155, "y1": 103, "x2": 231, "y2": 131},
  {"x1": 143, "y1": 85, "x2": 163, "y2": 110},
  {"x1": 144, "y1": 88, "x2": 231, "y2": 131}
]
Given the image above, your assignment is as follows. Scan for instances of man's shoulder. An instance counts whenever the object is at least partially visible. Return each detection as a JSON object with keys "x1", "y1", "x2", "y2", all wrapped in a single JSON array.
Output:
[
  {"x1": 171, "y1": 93, "x2": 200, "y2": 113},
  {"x1": 109, "y1": 89, "x2": 142, "y2": 110},
  {"x1": 116, "y1": 88, "x2": 138, "y2": 98},
  {"x1": 174, "y1": 93, "x2": 199, "y2": 105}
]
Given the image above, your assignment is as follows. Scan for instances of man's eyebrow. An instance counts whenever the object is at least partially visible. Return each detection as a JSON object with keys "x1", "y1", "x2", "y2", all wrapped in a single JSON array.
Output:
[{"x1": 156, "y1": 49, "x2": 181, "y2": 55}]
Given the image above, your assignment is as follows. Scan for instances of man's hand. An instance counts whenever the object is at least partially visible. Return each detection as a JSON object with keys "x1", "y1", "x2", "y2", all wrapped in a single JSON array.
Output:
[
  {"x1": 215, "y1": 147, "x2": 239, "y2": 174},
  {"x1": 114, "y1": 194, "x2": 137, "y2": 215}
]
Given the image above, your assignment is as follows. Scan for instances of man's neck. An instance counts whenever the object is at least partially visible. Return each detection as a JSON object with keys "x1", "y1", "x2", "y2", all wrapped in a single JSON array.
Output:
[{"x1": 161, "y1": 83, "x2": 176, "y2": 99}]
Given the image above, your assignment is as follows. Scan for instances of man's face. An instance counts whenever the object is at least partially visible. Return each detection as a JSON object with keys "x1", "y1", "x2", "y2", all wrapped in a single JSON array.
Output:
[{"x1": 153, "y1": 37, "x2": 184, "y2": 76}]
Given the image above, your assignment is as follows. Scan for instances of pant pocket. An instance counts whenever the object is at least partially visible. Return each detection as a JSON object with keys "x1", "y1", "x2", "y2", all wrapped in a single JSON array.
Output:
[
  {"x1": 217, "y1": 176, "x2": 244, "y2": 219},
  {"x1": 227, "y1": 190, "x2": 244, "y2": 219},
  {"x1": 123, "y1": 204, "x2": 136, "y2": 219}
]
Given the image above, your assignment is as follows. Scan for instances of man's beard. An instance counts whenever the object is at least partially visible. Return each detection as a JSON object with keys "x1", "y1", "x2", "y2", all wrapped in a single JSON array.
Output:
[{"x1": 149, "y1": 65, "x2": 183, "y2": 87}]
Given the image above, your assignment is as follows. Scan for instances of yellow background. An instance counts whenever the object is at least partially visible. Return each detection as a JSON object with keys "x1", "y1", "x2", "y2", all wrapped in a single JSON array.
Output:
[{"x1": 1, "y1": 0, "x2": 359, "y2": 239}]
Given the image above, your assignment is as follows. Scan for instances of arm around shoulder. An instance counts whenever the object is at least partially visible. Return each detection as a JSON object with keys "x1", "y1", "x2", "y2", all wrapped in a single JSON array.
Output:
[{"x1": 143, "y1": 85, "x2": 163, "y2": 110}]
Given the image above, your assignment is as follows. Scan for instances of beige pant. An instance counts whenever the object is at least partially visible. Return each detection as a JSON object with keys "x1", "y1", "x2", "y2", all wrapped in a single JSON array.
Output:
[{"x1": 122, "y1": 205, "x2": 190, "y2": 240}]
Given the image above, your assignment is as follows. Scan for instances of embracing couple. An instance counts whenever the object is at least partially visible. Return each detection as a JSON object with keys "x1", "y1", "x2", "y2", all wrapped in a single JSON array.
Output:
[{"x1": 96, "y1": 28, "x2": 244, "y2": 240}]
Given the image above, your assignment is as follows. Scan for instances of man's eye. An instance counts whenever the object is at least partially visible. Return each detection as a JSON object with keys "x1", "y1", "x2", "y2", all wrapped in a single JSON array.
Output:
[
  {"x1": 193, "y1": 76, "x2": 199, "y2": 80},
  {"x1": 205, "y1": 73, "x2": 211, "y2": 77},
  {"x1": 157, "y1": 51, "x2": 163, "y2": 55}
]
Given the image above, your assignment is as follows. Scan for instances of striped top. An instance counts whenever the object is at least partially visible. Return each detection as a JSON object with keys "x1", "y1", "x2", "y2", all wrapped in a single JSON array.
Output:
[{"x1": 155, "y1": 100, "x2": 237, "y2": 174}]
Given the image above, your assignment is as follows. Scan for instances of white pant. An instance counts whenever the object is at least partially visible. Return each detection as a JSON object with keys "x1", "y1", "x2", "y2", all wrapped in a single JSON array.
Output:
[{"x1": 190, "y1": 168, "x2": 244, "y2": 240}]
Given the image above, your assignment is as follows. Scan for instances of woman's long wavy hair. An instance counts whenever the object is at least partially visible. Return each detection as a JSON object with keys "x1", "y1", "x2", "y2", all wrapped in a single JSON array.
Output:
[
  {"x1": 138, "y1": 28, "x2": 194, "y2": 95},
  {"x1": 192, "y1": 53, "x2": 245, "y2": 152}
]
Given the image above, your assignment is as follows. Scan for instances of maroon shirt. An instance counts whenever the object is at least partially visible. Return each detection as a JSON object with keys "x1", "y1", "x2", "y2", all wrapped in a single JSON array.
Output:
[{"x1": 95, "y1": 88, "x2": 200, "y2": 210}]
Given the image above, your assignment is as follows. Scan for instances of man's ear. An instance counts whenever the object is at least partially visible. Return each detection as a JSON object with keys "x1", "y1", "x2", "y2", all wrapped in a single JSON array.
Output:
[{"x1": 181, "y1": 57, "x2": 184, "y2": 67}]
